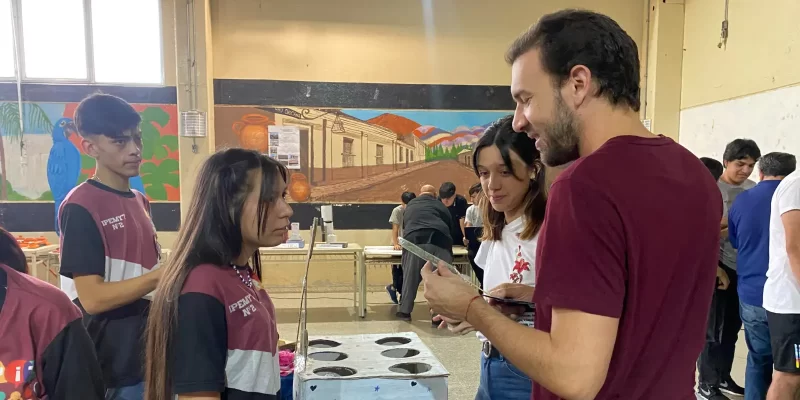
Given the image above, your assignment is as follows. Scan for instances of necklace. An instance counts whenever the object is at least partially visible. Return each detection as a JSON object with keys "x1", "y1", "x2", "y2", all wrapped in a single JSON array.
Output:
[
  {"x1": 231, "y1": 264, "x2": 254, "y2": 289},
  {"x1": 91, "y1": 175, "x2": 102, "y2": 183}
]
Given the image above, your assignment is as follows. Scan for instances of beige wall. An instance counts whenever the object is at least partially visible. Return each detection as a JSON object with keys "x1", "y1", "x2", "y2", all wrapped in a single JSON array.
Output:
[
  {"x1": 210, "y1": 0, "x2": 645, "y2": 84},
  {"x1": 161, "y1": 0, "x2": 177, "y2": 86},
  {"x1": 681, "y1": 0, "x2": 800, "y2": 109}
]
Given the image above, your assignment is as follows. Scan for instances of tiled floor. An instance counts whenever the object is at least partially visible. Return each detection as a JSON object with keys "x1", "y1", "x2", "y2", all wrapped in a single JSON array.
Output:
[{"x1": 273, "y1": 292, "x2": 747, "y2": 400}]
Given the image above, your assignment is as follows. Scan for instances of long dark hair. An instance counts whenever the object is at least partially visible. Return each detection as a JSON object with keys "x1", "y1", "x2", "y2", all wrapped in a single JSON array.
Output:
[
  {"x1": 472, "y1": 115, "x2": 546, "y2": 241},
  {"x1": 0, "y1": 228, "x2": 27, "y2": 274},
  {"x1": 144, "y1": 148, "x2": 288, "y2": 400}
]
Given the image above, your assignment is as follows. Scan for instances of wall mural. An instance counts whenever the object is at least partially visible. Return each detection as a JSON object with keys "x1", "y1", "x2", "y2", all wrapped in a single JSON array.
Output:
[
  {"x1": 215, "y1": 106, "x2": 510, "y2": 203},
  {"x1": 0, "y1": 102, "x2": 180, "y2": 208}
]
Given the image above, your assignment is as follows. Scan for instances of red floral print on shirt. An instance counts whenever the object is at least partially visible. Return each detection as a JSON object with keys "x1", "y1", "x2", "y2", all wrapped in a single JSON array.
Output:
[{"x1": 509, "y1": 245, "x2": 531, "y2": 283}]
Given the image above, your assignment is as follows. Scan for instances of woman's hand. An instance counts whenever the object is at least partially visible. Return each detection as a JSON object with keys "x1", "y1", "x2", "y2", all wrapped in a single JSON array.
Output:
[
  {"x1": 487, "y1": 283, "x2": 535, "y2": 319},
  {"x1": 433, "y1": 314, "x2": 475, "y2": 335}
]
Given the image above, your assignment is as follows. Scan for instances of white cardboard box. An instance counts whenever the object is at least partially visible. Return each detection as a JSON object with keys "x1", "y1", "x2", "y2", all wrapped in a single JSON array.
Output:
[{"x1": 294, "y1": 332, "x2": 449, "y2": 399}]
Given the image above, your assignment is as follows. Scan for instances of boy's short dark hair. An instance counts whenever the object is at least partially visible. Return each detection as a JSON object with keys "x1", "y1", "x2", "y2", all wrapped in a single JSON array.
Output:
[
  {"x1": 700, "y1": 157, "x2": 724, "y2": 182},
  {"x1": 759, "y1": 152, "x2": 797, "y2": 177},
  {"x1": 468, "y1": 183, "x2": 482, "y2": 196},
  {"x1": 439, "y1": 182, "x2": 456, "y2": 199},
  {"x1": 722, "y1": 139, "x2": 761, "y2": 163},
  {"x1": 74, "y1": 93, "x2": 141, "y2": 138},
  {"x1": 400, "y1": 191, "x2": 416, "y2": 205}
]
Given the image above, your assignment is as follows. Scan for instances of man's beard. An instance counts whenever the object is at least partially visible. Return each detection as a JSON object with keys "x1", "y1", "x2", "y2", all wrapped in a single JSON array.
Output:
[{"x1": 540, "y1": 95, "x2": 581, "y2": 167}]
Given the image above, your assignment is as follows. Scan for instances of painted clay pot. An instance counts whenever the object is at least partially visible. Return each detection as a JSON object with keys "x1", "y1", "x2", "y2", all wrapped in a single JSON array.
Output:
[
  {"x1": 289, "y1": 173, "x2": 311, "y2": 202},
  {"x1": 232, "y1": 114, "x2": 271, "y2": 153}
]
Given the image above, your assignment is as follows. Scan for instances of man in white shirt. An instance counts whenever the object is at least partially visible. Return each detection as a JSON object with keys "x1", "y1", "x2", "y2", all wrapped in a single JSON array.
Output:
[{"x1": 764, "y1": 169, "x2": 800, "y2": 399}]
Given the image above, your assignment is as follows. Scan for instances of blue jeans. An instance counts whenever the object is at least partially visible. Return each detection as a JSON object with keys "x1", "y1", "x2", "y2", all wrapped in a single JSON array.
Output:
[
  {"x1": 105, "y1": 382, "x2": 144, "y2": 400},
  {"x1": 740, "y1": 301, "x2": 773, "y2": 400},
  {"x1": 475, "y1": 351, "x2": 532, "y2": 400}
]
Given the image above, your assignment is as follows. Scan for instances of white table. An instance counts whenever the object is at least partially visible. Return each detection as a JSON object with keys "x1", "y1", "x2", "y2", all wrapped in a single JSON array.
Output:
[
  {"x1": 22, "y1": 244, "x2": 60, "y2": 283},
  {"x1": 259, "y1": 244, "x2": 364, "y2": 315},
  {"x1": 361, "y1": 246, "x2": 473, "y2": 318}
]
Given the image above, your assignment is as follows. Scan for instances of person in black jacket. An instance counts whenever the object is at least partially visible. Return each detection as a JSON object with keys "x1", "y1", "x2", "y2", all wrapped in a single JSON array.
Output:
[
  {"x1": 0, "y1": 228, "x2": 104, "y2": 399},
  {"x1": 396, "y1": 185, "x2": 453, "y2": 321}
]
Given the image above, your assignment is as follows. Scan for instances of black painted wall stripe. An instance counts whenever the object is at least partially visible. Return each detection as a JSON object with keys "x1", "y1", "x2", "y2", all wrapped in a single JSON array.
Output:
[
  {"x1": 0, "y1": 202, "x2": 397, "y2": 232},
  {"x1": 214, "y1": 79, "x2": 515, "y2": 110},
  {"x1": 0, "y1": 83, "x2": 177, "y2": 104}
]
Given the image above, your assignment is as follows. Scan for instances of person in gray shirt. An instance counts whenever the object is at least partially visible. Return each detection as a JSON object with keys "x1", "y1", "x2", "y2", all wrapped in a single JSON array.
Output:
[
  {"x1": 386, "y1": 191, "x2": 416, "y2": 304},
  {"x1": 698, "y1": 139, "x2": 761, "y2": 399}
]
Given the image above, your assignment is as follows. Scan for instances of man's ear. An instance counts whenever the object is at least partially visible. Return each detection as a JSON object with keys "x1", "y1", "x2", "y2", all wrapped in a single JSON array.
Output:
[{"x1": 80, "y1": 137, "x2": 98, "y2": 158}]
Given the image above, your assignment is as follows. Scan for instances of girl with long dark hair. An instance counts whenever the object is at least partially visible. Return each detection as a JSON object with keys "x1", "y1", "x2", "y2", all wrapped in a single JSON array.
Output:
[
  {"x1": 0, "y1": 228, "x2": 104, "y2": 399},
  {"x1": 435, "y1": 115, "x2": 546, "y2": 400},
  {"x1": 144, "y1": 149, "x2": 293, "y2": 400}
]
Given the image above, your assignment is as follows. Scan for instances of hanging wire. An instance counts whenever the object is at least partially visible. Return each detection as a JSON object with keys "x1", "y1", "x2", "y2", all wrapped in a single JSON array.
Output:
[{"x1": 10, "y1": 0, "x2": 24, "y2": 134}]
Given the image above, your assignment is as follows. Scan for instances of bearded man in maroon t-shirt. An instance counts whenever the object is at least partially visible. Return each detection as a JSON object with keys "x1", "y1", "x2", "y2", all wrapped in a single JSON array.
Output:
[{"x1": 422, "y1": 9, "x2": 722, "y2": 400}]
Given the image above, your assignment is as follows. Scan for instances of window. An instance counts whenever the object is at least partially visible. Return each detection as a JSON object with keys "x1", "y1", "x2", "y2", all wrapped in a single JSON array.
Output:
[
  {"x1": 2, "y1": 0, "x2": 163, "y2": 84},
  {"x1": 0, "y1": 0, "x2": 15, "y2": 77},
  {"x1": 398, "y1": 147, "x2": 403, "y2": 162},
  {"x1": 91, "y1": 0, "x2": 162, "y2": 84},
  {"x1": 21, "y1": 0, "x2": 87, "y2": 79}
]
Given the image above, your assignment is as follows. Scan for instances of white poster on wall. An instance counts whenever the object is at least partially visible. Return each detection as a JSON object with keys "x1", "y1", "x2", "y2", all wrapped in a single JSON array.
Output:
[
  {"x1": 268, "y1": 125, "x2": 301, "y2": 170},
  {"x1": 642, "y1": 119, "x2": 652, "y2": 132}
]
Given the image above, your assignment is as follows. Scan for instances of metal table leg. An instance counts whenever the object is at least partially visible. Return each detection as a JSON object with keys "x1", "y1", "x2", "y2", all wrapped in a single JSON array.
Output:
[{"x1": 359, "y1": 251, "x2": 367, "y2": 318}]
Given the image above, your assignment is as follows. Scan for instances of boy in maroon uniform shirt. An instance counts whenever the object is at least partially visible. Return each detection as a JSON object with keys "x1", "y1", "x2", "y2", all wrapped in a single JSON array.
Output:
[
  {"x1": 422, "y1": 9, "x2": 721, "y2": 400},
  {"x1": 59, "y1": 94, "x2": 162, "y2": 400}
]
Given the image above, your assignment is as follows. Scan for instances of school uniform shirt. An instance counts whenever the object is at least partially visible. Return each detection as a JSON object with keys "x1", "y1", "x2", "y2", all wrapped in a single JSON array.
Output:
[
  {"x1": 764, "y1": 171, "x2": 800, "y2": 314},
  {"x1": 58, "y1": 180, "x2": 161, "y2": 388},
  {"x1": 0, "y1": 263, "x2": 104, "y2": 399},
  {"x1": 173, "y1": 264, "x2": 281, "y2": 399},
  {"x1": 473, "y1": 217, "x2": 536, "y2": 343}
]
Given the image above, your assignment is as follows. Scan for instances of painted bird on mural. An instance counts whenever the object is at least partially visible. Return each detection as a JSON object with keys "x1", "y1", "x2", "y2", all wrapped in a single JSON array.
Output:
[{"x1": 47, "y1": 117, "x2": 81, "y2": 235}]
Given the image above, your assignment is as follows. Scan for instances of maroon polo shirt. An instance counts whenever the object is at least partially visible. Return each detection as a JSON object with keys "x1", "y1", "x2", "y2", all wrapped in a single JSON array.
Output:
[
  {"x1": 0, "y1": 263, "x2": 104, "y2": 399},
  {"x1": 532, "y1": 136, "x2": 722, "y2": 400},
  {"x1": 172, "y1": 263, "x2": 280, "y2": 399}
]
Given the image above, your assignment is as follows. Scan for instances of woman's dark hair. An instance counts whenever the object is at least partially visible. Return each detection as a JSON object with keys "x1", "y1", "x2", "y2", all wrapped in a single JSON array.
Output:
[
  {"x1": 468, "y1": 183, "x2": 482, "y2": 197},
  {"x1": 472, "y1": 115, "x2": 546, "y2": 241},
  {"x1": 700, "y1": 157, "x2": 724, "y2": 182},
  {"x1": 145, "y1": 148, "x2": 288, "y2": 400},
  {"x1": 505, "y1": 9, "x2": 640, "y2": 112},
  {"x1": 0, "y1": 228, "x2": 27, "y2": 274}
]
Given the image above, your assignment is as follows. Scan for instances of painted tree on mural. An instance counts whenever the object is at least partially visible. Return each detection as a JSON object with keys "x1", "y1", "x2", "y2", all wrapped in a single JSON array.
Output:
[
  {"x1": 0, "y1": 103, "x2": 52, "y2": 200},
  {"x1": 140, "y1": 107, "x2": 179, "y2": 199}
]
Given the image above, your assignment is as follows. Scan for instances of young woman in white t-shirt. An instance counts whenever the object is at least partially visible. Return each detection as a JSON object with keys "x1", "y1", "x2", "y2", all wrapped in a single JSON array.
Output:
[{"x1": 435, "y1": 115, "x2": 546, "y2": 400}]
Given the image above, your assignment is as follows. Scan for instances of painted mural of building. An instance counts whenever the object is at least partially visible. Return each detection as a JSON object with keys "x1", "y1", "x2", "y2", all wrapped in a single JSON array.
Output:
[{"x1": 265, "y1": 107, "x2": 426, "y2": 186}]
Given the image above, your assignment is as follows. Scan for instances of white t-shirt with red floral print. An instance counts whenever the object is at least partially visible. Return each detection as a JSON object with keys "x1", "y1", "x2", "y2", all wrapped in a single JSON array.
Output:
[{"x1": 474, "y1": 217, "x2": 537, "y2": 343}]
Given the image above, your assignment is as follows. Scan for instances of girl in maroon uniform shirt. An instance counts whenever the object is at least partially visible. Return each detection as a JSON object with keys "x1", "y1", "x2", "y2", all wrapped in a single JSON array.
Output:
[{"x1": 0, "y1": 228, "x2": 104, "y2": 399}]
